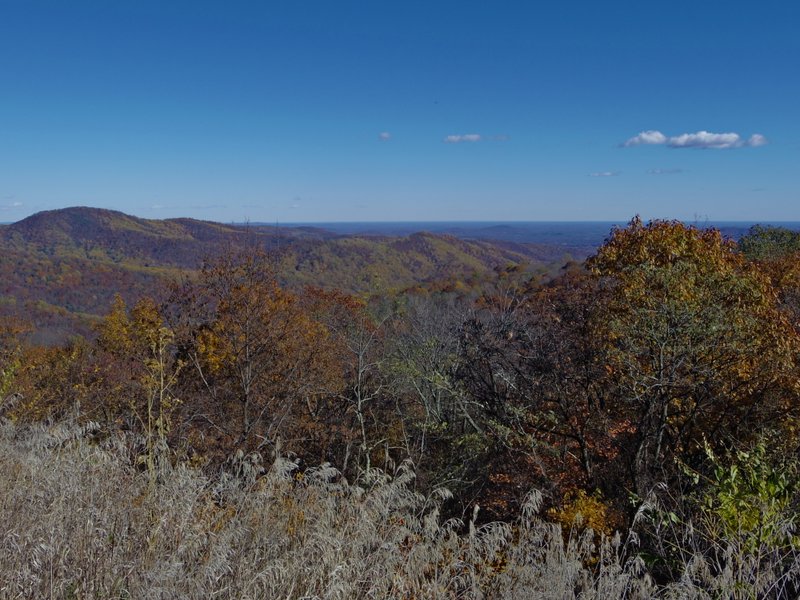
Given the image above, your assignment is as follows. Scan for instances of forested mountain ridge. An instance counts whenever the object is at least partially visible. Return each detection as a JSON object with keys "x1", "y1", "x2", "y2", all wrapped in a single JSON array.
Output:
[
  {"x1": 0, "y1": 206, "x2": 333, "y2": 267},
  {"x1": 0, "y1": 207, "x2": 573, "y2": 342}
]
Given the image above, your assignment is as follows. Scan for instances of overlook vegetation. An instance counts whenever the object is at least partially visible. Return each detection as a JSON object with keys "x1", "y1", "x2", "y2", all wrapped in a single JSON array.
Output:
[{"x1": 2, "y1": 216, "x2": 800, "y2": 597}]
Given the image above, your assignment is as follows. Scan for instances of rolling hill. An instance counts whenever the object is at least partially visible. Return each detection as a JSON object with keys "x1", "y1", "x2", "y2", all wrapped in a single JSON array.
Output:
[{"x1": 0, "y1": 207, "x2": 579, "y2": 343}]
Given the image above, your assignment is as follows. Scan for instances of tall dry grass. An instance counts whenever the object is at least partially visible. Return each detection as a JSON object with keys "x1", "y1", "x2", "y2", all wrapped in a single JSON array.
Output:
[{"x1": 0, "y1": 418, "x2": 797, "y2": 598}]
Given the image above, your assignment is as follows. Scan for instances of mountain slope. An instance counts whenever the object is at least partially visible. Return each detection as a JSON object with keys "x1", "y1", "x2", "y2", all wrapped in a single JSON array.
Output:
[{"x1": 0, "y1": 207, "x2": 575, "y2": 342}]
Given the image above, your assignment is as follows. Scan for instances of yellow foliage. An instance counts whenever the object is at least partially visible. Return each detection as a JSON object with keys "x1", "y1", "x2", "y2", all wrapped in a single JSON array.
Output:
[
  {"x1": 587, "y1": 217, "x2": 800, "y2": 483},
  {"x1": 548, "y1": 489, "x2": 614, "y2": 537}
]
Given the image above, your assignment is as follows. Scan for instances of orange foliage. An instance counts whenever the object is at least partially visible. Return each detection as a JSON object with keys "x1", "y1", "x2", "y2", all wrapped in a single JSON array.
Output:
[{"x1": 589, "y1": 217, "x2": 800, "y2": 492}]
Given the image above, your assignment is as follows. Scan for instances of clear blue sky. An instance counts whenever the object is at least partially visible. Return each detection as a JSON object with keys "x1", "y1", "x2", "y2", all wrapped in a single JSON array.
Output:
[{"x1": 1, "y1": 0, "x2": 798, "y2": 223}]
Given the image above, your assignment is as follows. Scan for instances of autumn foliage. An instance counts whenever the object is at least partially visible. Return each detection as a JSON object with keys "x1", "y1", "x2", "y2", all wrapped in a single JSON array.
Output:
[
  {"x1": 588, "y1": 218, "x2": 799, "y2": 493},
  {"x1": 3, "y1": 218, "x2": 800, "y2": 588}
]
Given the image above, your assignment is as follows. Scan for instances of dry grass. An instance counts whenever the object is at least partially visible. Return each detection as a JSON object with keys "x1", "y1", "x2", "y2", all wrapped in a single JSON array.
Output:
[{"x1": 1, "y1": 419, "x2": 797, "y2": 599}]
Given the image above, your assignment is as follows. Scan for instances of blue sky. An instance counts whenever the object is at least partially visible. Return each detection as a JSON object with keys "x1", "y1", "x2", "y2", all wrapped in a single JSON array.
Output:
[{"x1": 1, "y1": 0, "x2": 798, "y2": 223}]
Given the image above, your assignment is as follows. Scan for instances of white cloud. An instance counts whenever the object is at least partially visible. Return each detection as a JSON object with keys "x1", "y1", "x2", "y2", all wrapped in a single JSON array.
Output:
[
  {"x1": 667, "y1": 131, "x2": 742, "y2": 149},
  {"x1": 623, "y1": 130, "x2": 768, "y2": 149},
  {"x1": 623, "y1": 130, "x2": 667, "y2": 146},
  {"x1": 589, "y1": 171, "x2": 621, "y2": 177},
  {"x1": 378, "y1": 132, "x2": 391, "y2": 141},
  {"x1": 444, "y1": 133, "x2": 482, "y2": 143}
]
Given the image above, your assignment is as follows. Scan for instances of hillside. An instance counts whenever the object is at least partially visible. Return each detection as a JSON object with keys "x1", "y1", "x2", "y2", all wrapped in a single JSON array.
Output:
[
  {"x1": 0, "y1": 207, "x2": 574, "y2": 342},
  {"x1": 1, "y1": 207, "x2": 332, "y2": 268}
]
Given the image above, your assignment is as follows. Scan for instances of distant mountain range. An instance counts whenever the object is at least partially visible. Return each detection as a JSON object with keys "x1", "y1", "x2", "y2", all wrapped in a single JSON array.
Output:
[
  {"x1": 266, "y1": 220, "x2": 800, "y2": 245},
  {"x1": 0, "y1": 207, "x2": 588, "y2": 343},
  {"x1": 6, "y1": 207, "x2": 794, "y2": 344}
]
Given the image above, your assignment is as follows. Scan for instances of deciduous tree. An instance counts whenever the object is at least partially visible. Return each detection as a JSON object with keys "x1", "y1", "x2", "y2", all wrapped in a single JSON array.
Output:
[
  {"x1": 588, "y1": 217, "x2": 799, "y2": 494},
  {"x1": 168, "y1": 250, "x2": 345, "y2": 460}
]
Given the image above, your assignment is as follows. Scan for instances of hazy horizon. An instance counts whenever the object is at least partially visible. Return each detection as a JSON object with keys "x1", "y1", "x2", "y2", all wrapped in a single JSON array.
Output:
[
  {"x1": 4, "y1": 207, "x2": 799, "y2": 249},
  {"x1": 4, "y1": 205, "x2": 800, "y2": 229},
  {"x1": 4, "y1": 205, "x2": 800, "y2": 228}
]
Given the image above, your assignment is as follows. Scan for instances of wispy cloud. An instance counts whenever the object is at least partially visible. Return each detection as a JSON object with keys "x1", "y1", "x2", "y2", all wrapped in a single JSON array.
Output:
[
  {"x1": 443, "y1": 133, "x2": 510, "y2": 144},
  {"x1": 0, "y1": 201, "x2": 23, "y2": 211},
  {"x1": 623, "y1": 130, "x2": 767, "y2": 149},
  {"x1": 444, "y1": 133, "x2": 482, "y2": 143},
  {"x1": 647, "y1": 168, "x2": 684, "y2": 175},
  {"x1": 378, "y1": 132, "x2": 391, "y2": 141},
  {"x1": 668, "y1": 131, "x2": 766, "y2": 149},
  {"x1": 589, "y1": 171, "x2": 621, "y2": 177}
]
